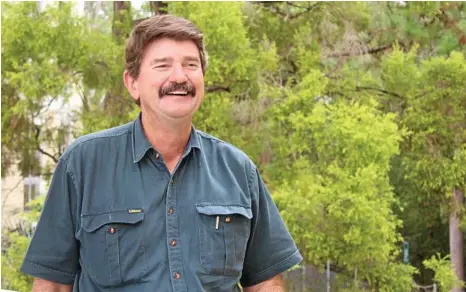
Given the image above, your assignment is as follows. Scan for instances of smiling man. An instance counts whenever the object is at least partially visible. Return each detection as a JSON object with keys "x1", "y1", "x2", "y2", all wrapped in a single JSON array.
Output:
[{"x1": 20, "y1": 15, "x2": 302, "y2": 292}]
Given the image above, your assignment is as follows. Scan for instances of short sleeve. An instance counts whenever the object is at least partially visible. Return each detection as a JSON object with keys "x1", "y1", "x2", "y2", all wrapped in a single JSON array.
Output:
[
  {"x1": 240, "y1": 165, "x2": 303, "y2": 287},
  {"x1": 20, "y1": 157, "x2": 79, "y2": 284}
]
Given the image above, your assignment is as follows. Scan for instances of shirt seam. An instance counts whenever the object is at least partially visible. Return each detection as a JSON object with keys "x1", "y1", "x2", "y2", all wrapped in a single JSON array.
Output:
[
  {"x1": 247, "y1": 249, "x2": 300, "y2": 278},
  {"x1": 24, "y1": 259, "x2": 76, "y2": 277},
  {"x1": 195, "y1": 203, "x2": 251, "y2": 208},
  {"x1": 66, "y1": 129, "x2": 131, "y2": 155},
  {"x1": 63, "y1": 156, "x2": 78, "y2": 236},
  {"x1": 196, "y1": 130, "x2": 246, "y2": 154},
  {"x1": 81, "y1": 209, "x2": 145, "y2": 217},
  {"x1": 247, "y1": 162, "x2": 256, "y2": 197}
]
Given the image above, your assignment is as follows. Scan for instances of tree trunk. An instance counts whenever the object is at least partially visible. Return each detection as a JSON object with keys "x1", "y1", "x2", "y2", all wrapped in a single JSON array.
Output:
[
  {"x1": 112, "y1": 1, "x2": 132, "y2": 44},
  {"x1": 102, "y1": 1, "x2": 134, "y2": 123},
  {"x1": 149, "y1": 2, "x2": 168, "y2": 15},
  {"x1": 450, "y1": 188, "x2": 464, "y2": 292}
]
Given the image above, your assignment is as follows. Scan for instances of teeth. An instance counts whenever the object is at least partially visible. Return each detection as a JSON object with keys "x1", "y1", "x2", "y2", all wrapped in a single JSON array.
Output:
[{"x1": 168, "y1": 91, "x2": 187, "y2": 95}]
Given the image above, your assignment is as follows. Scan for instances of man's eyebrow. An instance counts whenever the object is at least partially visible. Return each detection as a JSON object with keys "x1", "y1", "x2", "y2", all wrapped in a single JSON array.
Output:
[
  {"x1": 149, "y1": 56, "x2": 200, "y2": 66},
  {"x1": 184, "y1": 56, "x2": 201, "y2": 63},
  {"x1": 150, "y1": 57, "x2": 173, "y2": 66}
]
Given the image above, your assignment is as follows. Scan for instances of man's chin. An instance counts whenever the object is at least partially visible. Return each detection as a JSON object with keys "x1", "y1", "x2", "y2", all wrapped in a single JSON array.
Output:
[
  {"x1": 158, "y1": 108, "x2": 197, "y2": 121},
  {"x1": 140, "y1": 99, "x2": 200, "y2": 121}
]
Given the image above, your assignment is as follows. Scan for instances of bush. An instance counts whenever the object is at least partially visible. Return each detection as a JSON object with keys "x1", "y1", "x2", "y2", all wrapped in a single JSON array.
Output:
[
  {"x1": 423, "y1": 253, "x2": 465, "y2": 291},
  {"x1": 1, "y1": 196, "x2": 45, "y2": 291}
]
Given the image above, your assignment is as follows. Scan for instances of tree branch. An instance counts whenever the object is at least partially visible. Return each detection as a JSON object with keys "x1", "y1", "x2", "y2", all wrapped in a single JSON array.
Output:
[
  {"x1": 36, "y1": 146, "x2": 59, "y2": 164},
  {"x1": 132, "y1": 1, "x2": 168, "y2": 27},
  {"x1": 149, "y1": 1, "x2": 168, "y2": 15},
  {"x1": 96, "y1": 60, "x2": 109, "y2": 69},
  {"x1": 355, "y1": 86, "x2": 405, "y2": 99},
  {"x1": 286, "y1": 2, "x2": 322, "y2": 19},
  {"x1": 206, "y1": 85, "x2": 230, "y2": 93},
  {"x1": 38, "y1": 97, "x2": 58, "y2": 117},
  {"x1": 2, "y1": 178, "x2": 23, "y2": 212},
  {"x1": 257, "y1": 3, "x2": 287, "y2": 18},
  {"x1": 34, "y1": 124, "x2": 59, "y2": 164},
  {"x1": 438, "y1": 3, "x2": 466, "y2": 46},
  {"x1": 255, "y1": 1, "x2": 321, "y2": 20},
  {"x1": 286, "y1": 1, "x2": 310, "y2": 9},
  {"x1": 326, "y1": 44, "x2": 393, "y2": 58}
]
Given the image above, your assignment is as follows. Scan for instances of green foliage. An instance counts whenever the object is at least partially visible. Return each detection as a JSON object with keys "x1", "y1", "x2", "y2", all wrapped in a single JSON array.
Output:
[
  {"x1": 381, "y1": 45, "x2": 466, "y2": 286},
  {"x1": 271, "y1": 100, "x2": 414, "y2": 290},
  {"x1": 368, "y1": 2, "x2": 466, "y2": 58},
  {"x1": 384, "y1": 48, "x2": 466, "y2": 196},
  {"x1": 423, "y1": 254, "x2": 465, "y2": 291},
  {"x1": 1, "y1": 232, "x2": 34, "y2": 292},
  {"x1": 375, "y1": 262, "x2": 418, "y2": 292},
  {"x1": 2, "y1": 196, "x2": 45, "y2": 291},
  {"x1": 1, "y1": 1, "x2": 124, "y2": 176}
]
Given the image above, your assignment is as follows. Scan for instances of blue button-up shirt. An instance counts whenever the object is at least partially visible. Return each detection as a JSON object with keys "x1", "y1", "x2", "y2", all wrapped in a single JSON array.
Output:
[{"x1": 21, "y1": 113, "x2": 302, "y2": 291}]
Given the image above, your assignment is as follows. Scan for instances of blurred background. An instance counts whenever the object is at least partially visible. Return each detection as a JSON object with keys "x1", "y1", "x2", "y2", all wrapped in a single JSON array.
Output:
[{"x1": 1, "y1": 1, "x2": 466, "y2": 291}]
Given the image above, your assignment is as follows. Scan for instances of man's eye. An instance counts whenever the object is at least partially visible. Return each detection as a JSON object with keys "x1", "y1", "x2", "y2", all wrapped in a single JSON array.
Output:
[
  {"x1": 187, "y1": 63, "x2": 198, "y2": 68},
  {"x1": 155, "y1": 64, "x2": 169, "y2": 69}
]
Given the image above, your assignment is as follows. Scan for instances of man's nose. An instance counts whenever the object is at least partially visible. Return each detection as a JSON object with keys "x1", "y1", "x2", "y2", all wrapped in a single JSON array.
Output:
[{"x1": 168, "y1": 64, "x2": 188, "y2": 83}]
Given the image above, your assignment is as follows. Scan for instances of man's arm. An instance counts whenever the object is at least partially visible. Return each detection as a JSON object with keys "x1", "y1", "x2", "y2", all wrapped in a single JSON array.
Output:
[
  {"x1": 239, "y1": 165, "x2": 302, "y2": 287},
  {"x1": 21, "y1": 157, "x2": 79, "y2": 288},
  {"x1": 243, "y1": 274, "x2": 285, "y2": 292},
  {"x1": 32, "y1": 278, "x2": 72, "y2": 292}
]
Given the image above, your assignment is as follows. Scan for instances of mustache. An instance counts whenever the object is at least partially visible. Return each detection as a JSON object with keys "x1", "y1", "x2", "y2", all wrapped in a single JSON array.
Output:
[{"x1": 159, "y1": 82, "x2": 196, "y2": 97}]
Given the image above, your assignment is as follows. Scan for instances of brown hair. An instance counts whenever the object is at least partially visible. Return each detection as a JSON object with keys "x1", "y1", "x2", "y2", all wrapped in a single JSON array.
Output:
[{"x1": 125, "y1": 14, "x2": 208, "y2": 79}]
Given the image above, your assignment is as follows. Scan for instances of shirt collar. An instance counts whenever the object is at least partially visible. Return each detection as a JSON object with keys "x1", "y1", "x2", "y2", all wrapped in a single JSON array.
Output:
[{"x1": 132, "y1": 112, "x2": 201, "y2": 163}]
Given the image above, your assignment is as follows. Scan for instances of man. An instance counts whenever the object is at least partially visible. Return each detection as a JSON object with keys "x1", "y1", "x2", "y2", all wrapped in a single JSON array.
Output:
[{"x1": 21, "y1": 15, "x2": 302, "y2": 292}]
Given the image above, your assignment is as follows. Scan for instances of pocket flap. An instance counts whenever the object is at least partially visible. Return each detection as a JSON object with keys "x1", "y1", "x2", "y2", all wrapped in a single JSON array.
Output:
[
  {"x1": 195, "y1": 204, "x2": 252, "y2": 219},
  {"x1": 81, "y1": 210, "x2": 145, "y2": 233}
]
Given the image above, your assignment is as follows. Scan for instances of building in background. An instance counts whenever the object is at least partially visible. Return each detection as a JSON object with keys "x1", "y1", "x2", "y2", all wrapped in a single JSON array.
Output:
[
  {"x1": 1, "y1": 108, "x2": 75, "y2": 229},
  {"x1": 1, "y1": 1, "x2": 84, "y2": 231}
]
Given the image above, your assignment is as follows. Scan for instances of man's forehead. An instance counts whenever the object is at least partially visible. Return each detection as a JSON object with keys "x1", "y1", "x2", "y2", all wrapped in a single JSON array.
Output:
[
  {"x1": 146, "y1": 38, "x2": 198, "y2": 52},
  {"x1": 144, "y1": 38, "x2": 201, "y2": 62}
]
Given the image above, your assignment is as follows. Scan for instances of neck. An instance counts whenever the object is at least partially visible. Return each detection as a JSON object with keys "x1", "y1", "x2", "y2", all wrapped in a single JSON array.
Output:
[{"x1": 141, "y1": 112, "x2": 192, "y2": 164}]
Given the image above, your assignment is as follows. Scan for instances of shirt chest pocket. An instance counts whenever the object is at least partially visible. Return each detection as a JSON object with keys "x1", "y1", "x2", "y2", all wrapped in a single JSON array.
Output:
[
  {"x1": 195, "y1": 204, "x2": 252, "y2": 276},
  {"x1": 79, "y1": 211, "x2": 148, "y2": 287}
]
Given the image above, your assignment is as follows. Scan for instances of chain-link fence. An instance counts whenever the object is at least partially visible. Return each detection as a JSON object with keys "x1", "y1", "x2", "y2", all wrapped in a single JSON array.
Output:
[
  {"x1": 283, "y1": 263, "x2": 344, "y2": 292},
  {"x1": 283, "y1": 263, "x2": 438, "y2": 292}
]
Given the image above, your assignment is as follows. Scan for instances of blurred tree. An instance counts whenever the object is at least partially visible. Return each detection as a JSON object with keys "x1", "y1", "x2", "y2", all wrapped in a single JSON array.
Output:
[{"x1": 382, "y1": 48, "x2": 466, "y2": 291}]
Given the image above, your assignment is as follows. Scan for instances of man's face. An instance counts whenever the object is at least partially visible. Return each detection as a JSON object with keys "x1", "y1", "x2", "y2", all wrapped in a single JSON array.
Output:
[{"x1": 126, "y1": 38, "x2": 205, "y2": 122}]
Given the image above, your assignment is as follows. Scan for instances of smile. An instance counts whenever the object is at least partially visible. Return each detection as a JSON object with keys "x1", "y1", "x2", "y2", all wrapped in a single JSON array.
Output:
[{"x1": 166, "y1": 91, "x2": 189, "y2": 96}]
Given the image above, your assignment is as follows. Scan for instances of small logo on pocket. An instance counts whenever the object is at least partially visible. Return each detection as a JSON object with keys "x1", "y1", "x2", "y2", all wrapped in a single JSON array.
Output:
[{"x1": 128, "y1": 208, "x2": 143, "y2": 214}]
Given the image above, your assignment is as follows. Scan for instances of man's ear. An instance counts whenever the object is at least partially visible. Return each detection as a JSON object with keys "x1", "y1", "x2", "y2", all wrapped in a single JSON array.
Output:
[{"x1": 123, "y1": 70, "x2": 140, "y2": 102}]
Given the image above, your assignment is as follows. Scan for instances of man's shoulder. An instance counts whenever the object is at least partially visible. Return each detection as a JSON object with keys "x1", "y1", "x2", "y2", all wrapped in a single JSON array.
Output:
[
  {"x1": 63, "y1": 121, "x2": 133, "y2": 159},
  {"x1": 195, "y1": 130, "x2": 255, "y2": 168}
]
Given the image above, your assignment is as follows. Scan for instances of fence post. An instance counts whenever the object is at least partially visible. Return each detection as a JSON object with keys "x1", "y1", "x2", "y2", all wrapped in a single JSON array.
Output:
[
  {"x1": 327, "y1": 260, "x2": 331, "y2": 292},
  {"x1": 301, "y1": 264, "x2": 306, "y2": 292}
]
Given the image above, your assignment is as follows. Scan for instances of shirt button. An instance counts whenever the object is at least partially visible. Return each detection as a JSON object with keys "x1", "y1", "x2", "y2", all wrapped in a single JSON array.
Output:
[
  {"x1": 174, "y1": 272, "x2": 181, "y2": 279},
  {"x1": 170, "y1": 240, "x2": 177, "y2": 247},
  {"x1": 170, "y1": 179, "x2": 174, "y2": 184},
  {"x1": 108, "y1": 227, "x2": 116, "y2": 234},
  {"x1": 225, "y1": 217, "x2": 231, "y2": 223},
  {"x1": 168, "y1": 208, "x2": 174, "y2": 215}
]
